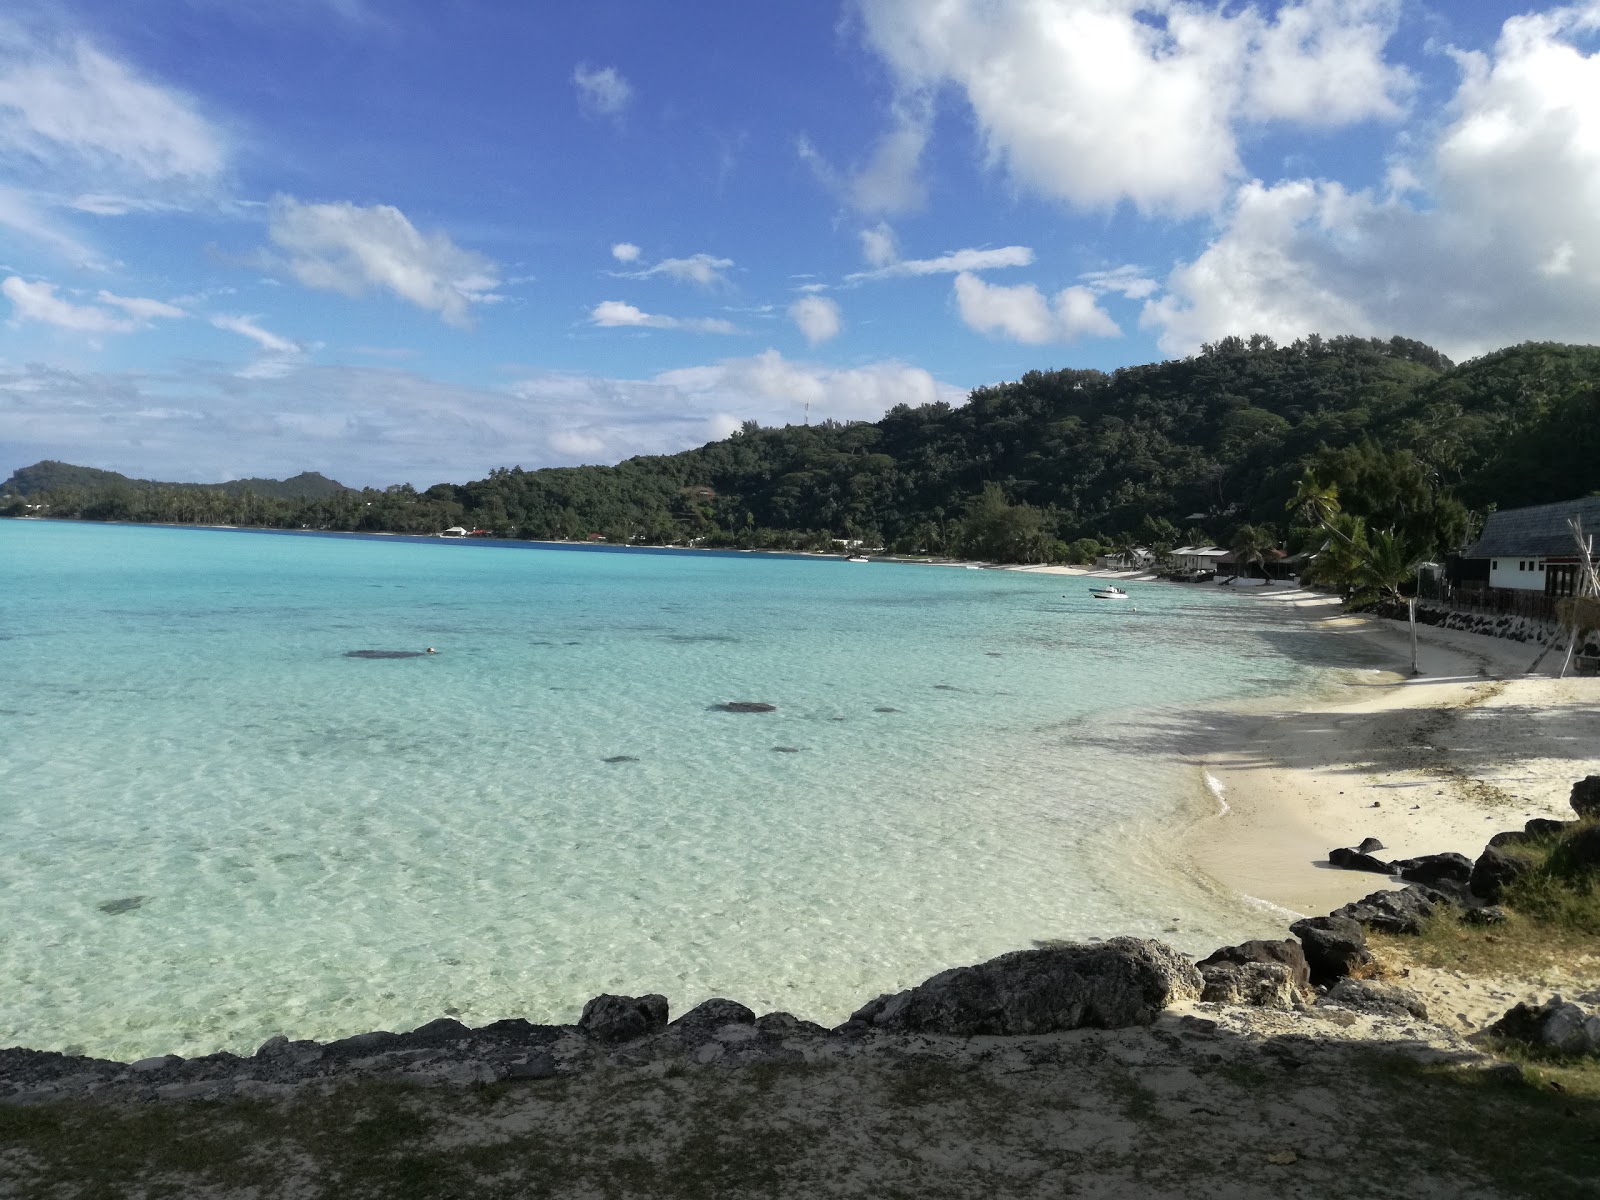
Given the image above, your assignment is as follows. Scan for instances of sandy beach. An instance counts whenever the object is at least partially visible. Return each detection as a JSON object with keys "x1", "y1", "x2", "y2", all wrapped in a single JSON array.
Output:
[{"x1": 1020, "y1": 565, "x2": 1599, "y2": 919}]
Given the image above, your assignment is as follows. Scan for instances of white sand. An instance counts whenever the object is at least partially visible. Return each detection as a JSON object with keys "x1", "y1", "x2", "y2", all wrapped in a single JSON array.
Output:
[{"x1": 1017, "y1": 568, "x2": 1599, "y2": 917}]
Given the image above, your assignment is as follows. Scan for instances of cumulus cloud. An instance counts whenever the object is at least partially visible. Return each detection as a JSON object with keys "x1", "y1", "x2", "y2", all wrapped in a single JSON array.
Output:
[
  {"x1": 610, "y1": 242, "x2": 641, "y2": 263},
  {"x1": 859, "y1": 222, "x2": 898, "y2": 268},
  {"x1": 573, "y1": 63, "x2": 632, "y2": 117},
  {"x1": 854, "y1": 0, "x2": 1411, "y2": 216},
  {"x1": 3, "y1": 275, "x2": 184, "y2": 333},
  {"x1": 589, "y1": 300, "x2": 739, "y2": 334},
  {"x1": 619, "y1": 253, "x2": 735, "y2": 288},
  {"x1": 267, "y1": 197, "x2": 500, "y2": 326},
  {"x1": 788, "y1": 294, "x2": 842, "y2": 344},
  {"x1": 797, "y1": 95, "x2": 931, "y2": 216},
  {"x1": 849, "y1": 244, "x2": 1033, "y2": 282},
  {"x1": 0, "y1": 352, "x2": 963, "y2": 486},
  {"x1": 1080, "y1": 266, "x2": 1160, "y2": 301},
  {"x1": 954, "y1": 272, "x2": 1120, "y2": 344},
  {"x1": 1142, "y1": 6, "x2": 1600, "y2": 359}
]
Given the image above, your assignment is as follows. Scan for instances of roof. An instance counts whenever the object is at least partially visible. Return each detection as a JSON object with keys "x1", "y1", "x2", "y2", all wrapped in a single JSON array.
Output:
[
  {"x1": 1464, "y1": 497, "x2": 1600, "y2": 559},
  {"x1": 1172, "y1": 545, "x2": 1229, "y2": 558}
]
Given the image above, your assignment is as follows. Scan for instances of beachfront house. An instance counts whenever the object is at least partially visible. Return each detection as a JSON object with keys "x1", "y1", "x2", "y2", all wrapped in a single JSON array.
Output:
[
  {"x1": 1170, "y1": 545, "x2": 1230, "y2": 573},
  {"x1": 1459, "y1": 497, "x2": 1600, "y2": 598},
  {"x1": 1094, "y1": 547, "x2": 1153, "y2": 570}
]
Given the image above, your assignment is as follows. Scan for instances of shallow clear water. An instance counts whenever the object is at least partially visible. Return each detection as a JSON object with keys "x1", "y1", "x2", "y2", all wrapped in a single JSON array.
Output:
[{"x1": 2, "y1": 521, "x2": 1383, "y2": 1058}]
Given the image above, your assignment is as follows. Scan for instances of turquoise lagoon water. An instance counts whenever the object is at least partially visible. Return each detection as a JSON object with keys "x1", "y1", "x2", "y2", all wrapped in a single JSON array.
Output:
[{"x1": 3, "y1": 520, "x2": 1382, "y2": 1059}]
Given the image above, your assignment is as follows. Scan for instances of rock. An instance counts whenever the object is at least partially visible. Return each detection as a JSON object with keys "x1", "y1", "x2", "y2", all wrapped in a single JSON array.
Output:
[
  {"x1": 1198, "y1": 962, "x2": 1306, "y2": 1011},
  {"x1": 406, "y1": 1018, "x2": 471, "y2": 1046},
  {"x1": 1322, "y1": 979, "x2": 1429, "y2": 1020},
  {"x1": 848, "y1": 938, "x2": 1201, "y2": 1035},
  {"x1": 669, "y1": 998, "x2": 757, "y2": 1033},
  {"x1": 129, "y1": 1055, "x2": 182, "y2": 1073},
  {"x1": 578, "y1": 993, "x2": 669, "y2": 1043},
  {"x1": 1480, "y1": 1061, "x2": 1524, "y2": 1084},
  {"x1": 254, "y1": 1036, "x2": 291, "y2": 1059},
  {"x1": 1552, "y1": 824, "x2": 1600, "y2": 873},
  {"x1": 97, "y1": 896, "x2": 145, "y2": 915},
  {"x1": 712, "y1": 701, "x2": 776, "y2": 713},
  {"x1": 603, "y1": 755, "x2": 640, "y2": 764},
  {"x1": 1527, "y1": 817, "x2": 1576, "y2": 839},
  {"x1": 344, "y1": 649, "x2": 426, "y2": 659},
  {"x1": 1571, "y1": 776, "x2": 1600, "y2": 819},
  {"x1": 1489, "y1": 997, "x2": 1600, "y2": 1056},
  {"x1": 1461, "y1": 905, "x2": 1509, "y2": 926},
  {"x1": 1393, "y1": 852, "x2": 1473, "y2": 888},
  {"x1": 505, "y1": 1052, "x2": 557, "y2": 1080},
  {"x1": 1334, "y1": 885, "x2": 1450, "y2": 936},
  {"x1": 1356, "y1": 837, "x2": 1386, "y2": 854},
  {"x1": 326, "y1": 1031, "x2": 402, "y2": 1055},
  {"x1": 155, "y1": 1082, "x2": 216, "y2": 1101},
  {"x1": 1289, "y1": 915, "x2": 1373, "y2": 985},
  {"x1": 754, "y1": 1012, "x2": 829, "y2": 1037},
  {"x1": 1328, "y1": 847, "x2": 1394, "y2": 874},
  {"x1": 1196, "y1": 939, "x2": 1311, "y2": 995},
  {"x1": 1470, "y1": 846, "x2": 1531, "y2": 902}
]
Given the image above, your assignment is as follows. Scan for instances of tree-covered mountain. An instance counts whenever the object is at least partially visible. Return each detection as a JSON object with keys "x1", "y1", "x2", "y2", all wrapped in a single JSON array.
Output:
[
  {"x1": 0, "y1": 461, "x2": 350, "y2": 501},
  {"x1": 7, "y1": 335, "x2": 1598, "y2": 562}
]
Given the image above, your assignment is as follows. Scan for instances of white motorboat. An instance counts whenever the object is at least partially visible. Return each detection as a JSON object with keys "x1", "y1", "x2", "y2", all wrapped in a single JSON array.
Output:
[
  {"x1": 439, "y1": 526, "x2": 470, "y2": 538},
  {"x1": 846, "y1": 555, "x2": 870, "y2": 563},
  {"x1": 1088, "y1": 584, "x2": 1129, "y2": 599}
]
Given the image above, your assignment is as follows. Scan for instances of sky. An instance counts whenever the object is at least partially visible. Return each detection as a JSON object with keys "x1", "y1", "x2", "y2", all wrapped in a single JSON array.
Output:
[{"x1": 1, "y1": 0, "x2": 1597, "y2": 487}]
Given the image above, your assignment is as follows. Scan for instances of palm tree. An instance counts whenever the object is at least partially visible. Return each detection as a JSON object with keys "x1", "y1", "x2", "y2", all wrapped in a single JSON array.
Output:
[
  {"x1": 1286, "y1": 475, "x2": 1342, "y2": 531},
  {"x1": 1230, "y1": 524, "x2": 1273, "y2": 579}
]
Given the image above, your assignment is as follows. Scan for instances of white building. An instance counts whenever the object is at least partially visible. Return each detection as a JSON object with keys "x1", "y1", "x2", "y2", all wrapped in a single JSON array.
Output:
[{"x1": 1462, "y1": 497, "x2": 1600, "y2": 595}]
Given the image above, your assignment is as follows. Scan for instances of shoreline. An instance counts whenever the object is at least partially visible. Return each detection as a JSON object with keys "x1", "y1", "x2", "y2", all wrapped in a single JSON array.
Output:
[{"x1": 1024, "y1": 565, "x2": 1598, "y2": 918}]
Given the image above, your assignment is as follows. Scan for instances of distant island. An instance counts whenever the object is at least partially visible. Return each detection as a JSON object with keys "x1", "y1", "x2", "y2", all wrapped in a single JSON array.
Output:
[{"x1": 5, "y1": 334, "x2": 1598, "y2": 564}]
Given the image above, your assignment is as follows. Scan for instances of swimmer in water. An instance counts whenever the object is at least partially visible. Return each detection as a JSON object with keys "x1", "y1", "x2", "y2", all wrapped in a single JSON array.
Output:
[{"x1": 426, "y1": 647, "x2": 438, "y2": 654}]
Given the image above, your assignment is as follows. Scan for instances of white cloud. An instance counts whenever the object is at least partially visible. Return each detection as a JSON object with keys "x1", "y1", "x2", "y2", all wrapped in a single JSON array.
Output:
[
  {"x1": 854, "y1": 0, "x2": 1411, "y2": 216},
  {"x1": 1142, "y1": 6, "x2": 1600, "y2": 360},
  {"x1": 267, "y1": 197, "x2": 501, "y2": 327},
  {"x1": 210, "y1": 313, "x2": 300, "y2": 355},
  {"x1": 859, "y1": 222, "x2": 898, "y2": 268},
  {"x1": 573, "y1": 63, "x2": 632, "y2": 117},
  {"x1": 590, "y1": 300, "x2": 739, "y2": 334},
  {"x1": 1080, "y1": 266, "x2": 1160, "y2": 300},
  {"x1": 3, "y1": 275, "x2": 184, "y2": 333},
  {"x1": 98, "y1": 290, "x2": 185, "y2": 320},
  {"x1": 798, "y1": 98, "x2": 930, "y2": 215},
  {"x1": 954, "y1": 272, "x2": 1119, "y2": 344},
  {"x1": 788, "y1": 294, "x2": 842, "y2": 344},
  {"x1": 0, "y1": 351, "x2": 963, "y2": 486},
  {"x1": 3, "y1": 275, "x2": 134, "y2": 332},
  {"x1": 610, "y1": 242, "x2": 641, "y2": 263},
  {"x1": 849, "y1": 244, "x2": 1033, "y2": 281},
  {"x1": 0, "y1": 28, "x2": 225, "y2": 182},
  {"x1": 622, "y1": 253, "x2": 735, "y2": 288}
]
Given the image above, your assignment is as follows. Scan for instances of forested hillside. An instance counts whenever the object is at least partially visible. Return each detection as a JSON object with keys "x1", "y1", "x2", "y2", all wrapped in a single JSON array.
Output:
[
  {"x1": 1, "y1": 461, "x2": 349, "y2": 501},
  {"x1": 7, "y1": 336, "x2": 1598, "y2": 562}
]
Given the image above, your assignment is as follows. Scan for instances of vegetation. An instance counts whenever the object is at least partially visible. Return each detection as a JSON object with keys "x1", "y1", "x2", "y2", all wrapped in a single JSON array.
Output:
[{"x1": 6, "y1": 337, "x2": 1599, "y2": 560}]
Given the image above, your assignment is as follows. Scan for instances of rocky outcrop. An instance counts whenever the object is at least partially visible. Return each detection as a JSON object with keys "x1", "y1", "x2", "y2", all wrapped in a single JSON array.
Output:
[
  {"x1": 845, "y1": 939, "x2": 1202, "y2": 1036},
  {"x1": 1551, "y1": 824, "x2": 1600, "y2": 873},
  {"x1": 579, "y1": 994, "x2": 669, "y2": 1043},
  {"x1": 1198, "y1": 962, "x2": 1306, "y2": 1011},
  {"x1": 712, "y1": 701, "x2": 777, "y2": 713},
  {"x1": 1196, "y1": 939, "x2": 1311, "y2": 995},
  {"x1": 1490, "y1": 817, "x2": 1577, "y2": 848},
  {"x1": 1392, "y1": 852, "x2": 1473, "y2": 888},
  {"x1": 1570, "y1": 776, "x2": 1600, "y2": 820},
  {"x1": 1470, "y1": 846, "x2": 1530, "y2": 902},
  {"x1": 1288, "y1": 916, "x2": 1373, "y2": 985},
  {"x1": 1487, "y1": 997, "x2": 1600, "y2": 1056},
  {"x1": 1320, "y1": 979, "x2": 1428, "y2": 1021},
  {"x1": 1333, "y1": 884, "x2": 1451, "y2": 936},
  {"x1": 1327, "y1": 846, "x2": 1394, "y2": 874},
  {"x1": 669, "y1": 998, "x2": 756, "y2": 1033}
]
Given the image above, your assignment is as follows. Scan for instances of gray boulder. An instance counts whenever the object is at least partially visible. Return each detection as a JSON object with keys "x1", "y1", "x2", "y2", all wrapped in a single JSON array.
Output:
[
  {"x1": 1461, "y1": 905, "x2": 1508, "y2": 926},
  {"x1": 1327, "y1": 846, "x2": 1394, "y2": 874},
  {"x1": 1289, "y1": 915, "x2": 1373, "y2": 985},
  {"x1": 1321, "y1": 978, "x2": 1428, "y2": 1020},
  {"x1": 1356, "y1": 837, "x2": 1386, "y2": 854},
  {"x1": 1470, "y1": 846, "x2": 1530, "y2": 902},
  {"x1": 846, "y1": 938, "x2": 1201, "y2": 1035},
  {"x1": 1552, "y1": 824, "x2": 1600, "y2": 873},
  {"x1": 1198, "y1": 962, "x2": 1306, "y2": 1011},
  {"x1": 1334, "y1": 884, "x2": 1450, "y2": 936},
  {"x1": 754, "y1": 1012, "x2": 829, "y2": 1037},
  {"x1": 1489, "y1": 996, "x2": 1600, "y2": 1056},
  {"x1": 668, "y1": 998, "x2": 756, "y2": 1033},
  {"x1": 1571, "y1": 776, "x2": 1600, "y2": 820},
  {"x1": 1393, "y1": 852, "x2": 1473, "y2": 888},
  {"x1": 578, "y1": 993, "x2": 669, "y2": 1043},
  {"x1": 1196, "y1": 939, "x2": 1311, "y2": 994}
]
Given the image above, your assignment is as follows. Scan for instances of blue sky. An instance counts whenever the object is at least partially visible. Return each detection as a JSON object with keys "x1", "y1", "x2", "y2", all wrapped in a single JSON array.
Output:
[{"x1": 2, "y1": 1, "x2": 1598, "y2": 486}]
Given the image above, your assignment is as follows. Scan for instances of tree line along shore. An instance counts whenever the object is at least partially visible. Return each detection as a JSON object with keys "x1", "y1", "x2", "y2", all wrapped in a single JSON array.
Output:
[{"x1": 4, "y1": 335, "x2": 1597, "y2": 568}]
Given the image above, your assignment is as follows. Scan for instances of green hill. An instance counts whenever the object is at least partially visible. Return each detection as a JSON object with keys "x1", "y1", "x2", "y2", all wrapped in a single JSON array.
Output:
[
  {"x1": 1, "y1": 461, "x2": 350, "y2": 501},
  {"x1": 7, "y1": 335, "x2": 1598, "y2": 558}
]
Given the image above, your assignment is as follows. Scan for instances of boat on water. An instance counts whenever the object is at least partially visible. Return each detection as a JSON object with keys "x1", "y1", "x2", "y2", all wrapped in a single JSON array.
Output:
[
  {"x1": 1088, "y1": 584, "x2": 1129, "y2": 599},
  {"x1": 846, "y1": 555, "x2": 870, "y2": 563},
  {"x1": 439, "y1": 526, "x2": 470, "y2": 538}
]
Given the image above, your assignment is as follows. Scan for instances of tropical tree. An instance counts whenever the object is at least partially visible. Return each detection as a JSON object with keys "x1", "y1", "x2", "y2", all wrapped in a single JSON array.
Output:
[{"x1": 1229, "y1": 523, "x2": 1274, "y2": 579}]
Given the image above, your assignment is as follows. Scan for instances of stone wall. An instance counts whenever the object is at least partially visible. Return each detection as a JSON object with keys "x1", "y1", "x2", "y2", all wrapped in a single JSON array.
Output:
[{"x1": 1368, "y1": 598, "x2": 1599, "y2": 659}]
